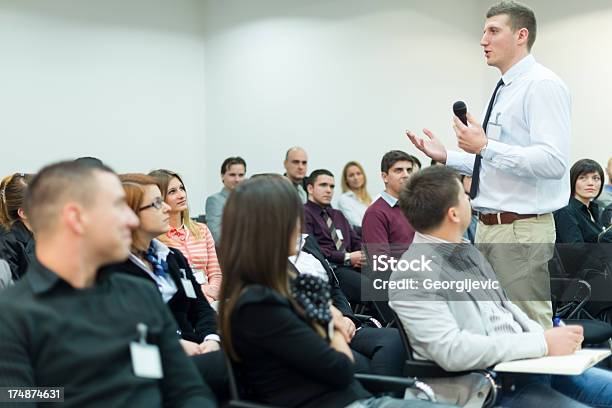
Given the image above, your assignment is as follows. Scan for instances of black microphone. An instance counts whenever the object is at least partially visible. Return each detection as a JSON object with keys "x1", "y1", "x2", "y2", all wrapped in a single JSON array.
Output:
[{"x1": 453, "y1": 101, "x2": 468, "y2": 126}]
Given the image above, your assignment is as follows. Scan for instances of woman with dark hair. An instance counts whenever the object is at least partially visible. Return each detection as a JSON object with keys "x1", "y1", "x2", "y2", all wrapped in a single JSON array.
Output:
[
  {"x1": 149, "y1": 169, "x2": 222, "y2": 306},
  {"x1": 0, "y1": 172, "x2": 35, "y2": 280},
  {"x1": 108, "y1": 174, "x2": 220, "y2": 356},
  {"x1": 218, "y1": 175, "x2": 446, "y2": 408},
  {"x1": 554, "y1": 159, "x2": 611, "y2": 243}
]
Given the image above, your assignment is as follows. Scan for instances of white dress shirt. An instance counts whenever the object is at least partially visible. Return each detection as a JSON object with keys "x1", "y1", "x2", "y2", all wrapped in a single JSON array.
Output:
[
  {"x1": 447, "y1": 54, "x2": 571, "y2": 214},
  {"x1": 337, "y1": 191, "x2": 369, "y2": 227},
  {"x1": 129, "y1": 239, "x2": 177, "y2": 303}
]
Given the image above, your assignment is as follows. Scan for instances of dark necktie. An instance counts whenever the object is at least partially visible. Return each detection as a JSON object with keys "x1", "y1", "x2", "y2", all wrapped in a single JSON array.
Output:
[
  {"x1": 469, "y1": 78, "x2": 505, "y2": 199},
  {"x1": 322, "y1": 209, "x2": 344, "y2": 251}
]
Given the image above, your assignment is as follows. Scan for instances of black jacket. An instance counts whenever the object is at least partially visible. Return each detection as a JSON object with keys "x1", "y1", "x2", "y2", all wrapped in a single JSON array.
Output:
[
  {"x1": 105, "y1": 247, "x2": 218, "y2": 343},
  {"x1": 554, "y1": 198, "x2": 612, "y2": 243},
  {"x1": 0, "y1": 221, "x2": 35, "y2": 280},
  {"x1": 231, "y1": 284, "x2": 369, "y2": 407}
]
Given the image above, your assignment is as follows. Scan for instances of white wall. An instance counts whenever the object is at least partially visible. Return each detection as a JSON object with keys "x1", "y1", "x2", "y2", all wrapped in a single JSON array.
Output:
[
  {"x1": 521, "y1": 0, "x2": 612, "y2": 171},
  {"x1": 1, "y1": 1, "x2": 611, "y2": 215},
  {"x1": 0, "y1": 0, "x2": 208, "y2": 210},
  {"x1": 203, "y1": 0, "x2": 486, "y2": 199}
]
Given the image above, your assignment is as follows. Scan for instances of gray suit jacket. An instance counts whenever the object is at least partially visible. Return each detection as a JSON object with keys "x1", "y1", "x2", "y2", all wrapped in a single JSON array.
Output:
[
  {"x1": 388, "y1": 233, "x2": 547, "y2": 372},
  {"x1": 205, "y1": 188, "x2": 229, "y2": 244}
]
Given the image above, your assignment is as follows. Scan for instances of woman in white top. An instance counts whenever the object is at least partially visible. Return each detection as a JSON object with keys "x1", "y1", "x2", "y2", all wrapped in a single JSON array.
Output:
[{"x1": 337, "y1": 161, "x2": 372, "y2": 228}]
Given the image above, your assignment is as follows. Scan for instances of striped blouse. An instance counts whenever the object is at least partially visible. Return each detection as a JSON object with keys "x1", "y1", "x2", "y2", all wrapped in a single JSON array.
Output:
[{"x1": 160, "y1": 222, "x2": 222, "y2": 303}]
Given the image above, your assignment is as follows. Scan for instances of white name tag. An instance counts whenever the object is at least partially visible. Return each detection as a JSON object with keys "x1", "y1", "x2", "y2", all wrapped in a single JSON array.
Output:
[
  {"x1": 130, "y1": 327, "x2": 163, "y2": 380},
  {"x1": 192, "y1": 270, "x2": 207, "y2": 285},
  {"x1": 181, "y1": 278, "x2": 197, "y2": 298},
  {"x1": 336, "y1": 229, "x2": 344, "y2": 241},
  {"x1": 487, "y1": 123, "x2": 502, "y2": 141}
]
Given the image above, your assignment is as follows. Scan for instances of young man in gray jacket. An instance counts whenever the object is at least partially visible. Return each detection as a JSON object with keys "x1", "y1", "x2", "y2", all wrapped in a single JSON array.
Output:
[{"x1": 389, "y1": 166, "x2": 612, "y2": 408}]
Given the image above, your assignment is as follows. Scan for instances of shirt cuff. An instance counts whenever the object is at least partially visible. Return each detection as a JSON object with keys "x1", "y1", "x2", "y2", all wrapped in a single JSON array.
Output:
[
  {"x1": 445, "y1": 150, "x2": 464, "y2": 167},
  {"x1": 481, "y1": 139, "x2": 507, "y2": 161},
  {"x1": 203, "y1": 334, "x2": 221, "y2": 343}
]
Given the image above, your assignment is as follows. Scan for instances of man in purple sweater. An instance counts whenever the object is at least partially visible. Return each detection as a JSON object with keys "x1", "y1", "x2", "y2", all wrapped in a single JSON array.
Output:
[
  {"x1": 303, "y1": 169, "x2": 363, "y2": 304},
  {"x1": 362, "y1": 150, "x2": 417, "y2": 260}
]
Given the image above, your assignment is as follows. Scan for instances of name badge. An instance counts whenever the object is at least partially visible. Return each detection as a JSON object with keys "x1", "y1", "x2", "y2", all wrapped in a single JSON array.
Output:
[
  {"x1": 335, "y1": 229, "x2": 344, "y2": 241},
  {"x1": 487, "y1": 123, "x2": 502, "y2": 141},
  {"x1": 192, "y1": 269, "x2": 207, "y2": 285},
  {"x1": 179, "y1": 269, "x2": 197, "y2": 298},
  {"x1": 130, "y1": 323, "x2": 163, "y2": 379}
]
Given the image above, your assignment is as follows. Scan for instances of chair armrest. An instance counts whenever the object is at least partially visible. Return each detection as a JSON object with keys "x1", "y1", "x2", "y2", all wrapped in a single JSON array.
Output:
[{"x1": 355, "y1": 374, "x2": 436, "y2": 402}]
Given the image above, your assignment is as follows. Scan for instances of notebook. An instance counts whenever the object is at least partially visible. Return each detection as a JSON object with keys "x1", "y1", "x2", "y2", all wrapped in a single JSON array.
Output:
[{"x1": 494, "y1": 348, "x2": 611, "y2": 375}]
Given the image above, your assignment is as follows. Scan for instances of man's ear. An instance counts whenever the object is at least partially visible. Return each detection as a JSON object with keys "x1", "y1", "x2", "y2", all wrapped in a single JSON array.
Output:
[
  {"x1": 516, "y1": 27, "x2": 529, "y2": 47},
  {"x1": 62, "y1": 203, "x2": 86, "y2": 235},
  {"x1": 381, "y1": 172, "x2": 389, "y2": 184},
  {"x1": 447, "y1": 206, "x2": 460, "y2": 224},
  {"x1": 306, "y1": 183, "x2": 314, "y2": 196}
]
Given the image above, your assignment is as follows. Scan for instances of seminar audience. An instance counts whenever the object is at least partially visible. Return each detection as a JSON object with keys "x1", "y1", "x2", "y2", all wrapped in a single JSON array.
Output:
[
  {"x1": 108, "y1": 173, "x2": 220, "y2": 356},
  {"x1": 0, "y1": 160, "x2": 216, "y2": 407},
  {"x1": 390, "y1": 165, "x2": 612, "y2": 407},
  {"x1": 218, "y1": 174, "x2": 445, "y2": 408},
  {"x1": 205, "y1": 156, "x2": 246, "y2": 243},
  {"x1": 554, "y1": 159, "x2": 612, "y2": 243},
  {"x1": 150, "y1": 169, "x2": 222, "y2": 304},
  {"x1": 337, "y1": 161, "x2": 372, "y2": 229},
  {"x1": 0, "y1": 172, "x2": 34, "y2": 280}
]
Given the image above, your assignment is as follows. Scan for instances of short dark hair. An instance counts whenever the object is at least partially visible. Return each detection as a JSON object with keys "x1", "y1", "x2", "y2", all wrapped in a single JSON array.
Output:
[
  {"x1": 220, "y1": 157, "x2": 246, "y2": 175},
  {"x1": 410, "y1": 155, "x2": 422, "y2": 169},
  {"x1": 487, "y1": 1, "x2": 537, "y2": 51},
  {"x1": 74, "y1": 156, "x2": 104, "y2": 167},
  {"x1": 399, "y1": 166, "x2": 462, "y2": 232},
  {"x1": 570, "y1": 159, "x2": 605, "y2": 199},
  {"x1": 381, "y1": 150, "x2": 414, "y2": 173},
  {"x1": 25, "y1": 160, "x2": 115, "y2": 233},
  {"x1": 306, "y1": 169, "x2": 334, "y2": 187}
]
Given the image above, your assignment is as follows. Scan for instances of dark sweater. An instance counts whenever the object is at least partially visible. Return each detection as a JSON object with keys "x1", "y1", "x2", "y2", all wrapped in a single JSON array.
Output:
[
  {"x1": 231, "y1": 284, "x2": 370, "y2": 407},
  {"x1": 104, "y1": 247, "x2": 218, "y2": 343}
]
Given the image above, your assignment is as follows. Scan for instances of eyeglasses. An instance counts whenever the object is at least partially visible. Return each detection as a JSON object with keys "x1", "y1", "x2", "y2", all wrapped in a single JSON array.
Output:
[{"x1": 139, "y1": 197, "x2": 164, "y2": 212}]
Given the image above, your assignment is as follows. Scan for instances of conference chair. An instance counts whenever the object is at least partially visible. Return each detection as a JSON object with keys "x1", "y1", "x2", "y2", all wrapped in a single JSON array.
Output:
[
  {"x1": 390, "y1": 310, "x2": 498, "y2": 408},
  {"x1": 223, "y1": 351, "x2": 438, "y2": 408}
]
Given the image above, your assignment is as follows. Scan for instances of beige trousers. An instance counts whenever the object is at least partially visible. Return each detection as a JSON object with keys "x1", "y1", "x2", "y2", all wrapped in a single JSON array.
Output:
[{"x1": 475, "y1": 213, "x2": 556, "y2": 329}]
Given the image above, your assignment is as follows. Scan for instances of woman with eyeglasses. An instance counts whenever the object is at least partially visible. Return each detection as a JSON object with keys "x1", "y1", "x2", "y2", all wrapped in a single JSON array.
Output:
[
  {"x1": 149, "y1": 169, "x2": 222, "y2": 306},
  {"x1": 107, "y1": 174, "x2": 220, "y2": 357},
  {"x1": 219, "y1": 175, "x2": 448, "y2": 408},
  {"x1": 0, "y1": 172, "x2": 35, "y2": 280}
]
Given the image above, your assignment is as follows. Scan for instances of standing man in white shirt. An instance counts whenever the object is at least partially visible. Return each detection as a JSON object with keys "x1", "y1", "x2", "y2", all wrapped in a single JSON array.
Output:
[{"x1": 407, "y1": 0, "x2": 570, "y2": 329}]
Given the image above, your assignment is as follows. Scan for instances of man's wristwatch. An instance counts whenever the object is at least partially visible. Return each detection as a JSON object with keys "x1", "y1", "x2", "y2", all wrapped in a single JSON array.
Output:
[
  {"x1": 479, "y1": 140, "x2": 489, "y2": 156},
  {"x1": 343, "y1": 252, "x2": 351, "y2": 266}
]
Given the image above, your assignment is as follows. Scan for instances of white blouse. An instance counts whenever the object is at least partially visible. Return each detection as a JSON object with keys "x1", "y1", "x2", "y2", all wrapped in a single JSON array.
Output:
[{"x1": 337, "y1": 191, "x2": 369, "y2": 228}]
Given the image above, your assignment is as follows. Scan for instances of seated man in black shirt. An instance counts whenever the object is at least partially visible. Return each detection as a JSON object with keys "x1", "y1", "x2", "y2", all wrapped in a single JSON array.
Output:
[{"x1": 0, "y1": 160, "x2": 216, "y2": 407}]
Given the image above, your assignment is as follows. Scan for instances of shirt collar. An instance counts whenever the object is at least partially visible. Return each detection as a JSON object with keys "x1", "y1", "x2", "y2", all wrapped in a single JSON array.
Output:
[
  {"x1": 412, "y1": 231, "x2": 470, "y2": 244},
  {"x1": 220, "y1": 188, "x2": 230, "y2": 197},
  {"x1": 380, "y1": 191, "x2": 399, "y2": 207},
  {"x1": 26, "y1": 257, "x2": 62, "y2": 295},
  {"x1": 569, "y1": 196, "x2": 598, "y2": 213},
  {"x1": 501, "y1": 54, "x2": 535, "y2": 86},
  {"x1": 305, "y1": 200, "x2": 329, "y2": 213},
  {"x1": 167, "y1": 225, "x2": 189, "y2": 241},
  {"x1": 151, "y1": 239, "x2": 171, "y2": 261}
]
